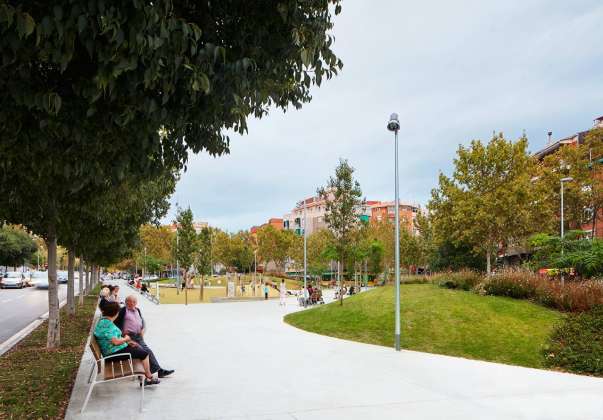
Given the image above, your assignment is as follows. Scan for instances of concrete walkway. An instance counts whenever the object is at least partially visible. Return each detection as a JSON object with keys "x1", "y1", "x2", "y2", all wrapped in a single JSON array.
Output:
[{"x1": 66, "y1": 282, "x2": 603, "y2": 420}]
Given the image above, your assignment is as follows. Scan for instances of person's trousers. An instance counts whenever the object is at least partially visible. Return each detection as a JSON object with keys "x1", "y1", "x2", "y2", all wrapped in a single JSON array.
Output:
[{"x1": 129, "y1": 333, "x2": 161, "y2": 373}]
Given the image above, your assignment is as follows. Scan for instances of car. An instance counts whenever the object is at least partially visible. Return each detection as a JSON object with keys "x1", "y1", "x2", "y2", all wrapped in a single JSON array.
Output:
[
  {"x1": 31, "y1": 271, "x2": 49, "y2": 289},
  {"x1": 1, "y1": 272, "x2": 26, "y2": 289},
  {"x1": 57, "y1": 270, "x2": 68, "y2": 284}
]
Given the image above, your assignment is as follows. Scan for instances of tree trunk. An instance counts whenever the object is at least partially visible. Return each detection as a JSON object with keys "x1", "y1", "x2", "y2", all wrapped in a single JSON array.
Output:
[
  {"x1": 338, "y1": 260, "x2": 343, "y2": 306},
  {"x1": 67, "y1": 249, "x2": 75, "y2": 315},
  {"x1": 486, "y1": 250, "x2": 491, "y2": 275},
  {"x1": 78, "y1": 257, "x2": 84, "y2": 305},
  {"x1": 46, "y1": 230, "x2": 60, "y2": 349},
  {"x1": 84, "y1": 264, "x2": 89, "y2": 294},
  {"x1": 200, "y1": 274, "x2": 204, "y2": 300}
]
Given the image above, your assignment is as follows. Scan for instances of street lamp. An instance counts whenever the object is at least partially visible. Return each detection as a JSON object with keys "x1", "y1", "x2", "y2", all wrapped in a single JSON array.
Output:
[
  {"x1": 303, "y1": 199, "x2": 308, "y2": 291},
  {"x1": 387, "y1": 112, "x2": 401, "y2": 352},
  {"x1": 560, "y1": 177, "x2": 573, "y2": 285},
  {"x1": 560, "y1": 177, "x2": 573, "y2": 239}
]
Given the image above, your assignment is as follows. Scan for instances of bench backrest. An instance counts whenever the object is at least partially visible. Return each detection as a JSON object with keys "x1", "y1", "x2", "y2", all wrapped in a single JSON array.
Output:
[{"x1": 89, "y1": 335, "x2": 102, "y2": 361}]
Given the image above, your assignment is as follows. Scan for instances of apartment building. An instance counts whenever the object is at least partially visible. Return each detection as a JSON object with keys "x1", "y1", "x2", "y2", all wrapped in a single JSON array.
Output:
[
  {"x1": 167, "y1": 221, "x2": 208, "y2": 234},
  {"x1": 533, "y1": 115, "x2": 603, "y2": 238},
  {"x1": 282, "y1": 194, "x2": 421, "y2": 236},
  {"x1": 370, "y1": 201, "x2": 422, "y2": 235},
  {"x1": 250, "y1": 218, "x2": 284, "y2": 234}
]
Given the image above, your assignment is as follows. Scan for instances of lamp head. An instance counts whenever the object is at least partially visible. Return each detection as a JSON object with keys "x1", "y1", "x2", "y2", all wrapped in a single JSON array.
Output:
[
  {"x1": 561, "y1": 177, "x2": 574, "y2": 183},
  {"x1": 387, "y1": 113, "x2": 400, "y2": 132}
]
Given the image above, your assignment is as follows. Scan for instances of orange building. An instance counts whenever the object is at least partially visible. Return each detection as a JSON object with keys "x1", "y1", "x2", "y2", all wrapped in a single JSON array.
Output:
[
  {"x1": 250, "y1": 218, "x2": 283, "y2": 234},
  {"x1": 370, "y1": 201, "x2": 421, "y2": 235}
]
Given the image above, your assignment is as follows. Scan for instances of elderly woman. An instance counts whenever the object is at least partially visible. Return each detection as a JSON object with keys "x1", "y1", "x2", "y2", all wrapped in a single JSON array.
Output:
[
  {"x1": 94, "y1": 301, "x2": 160, "y2": 386},
  {"x1": 98, "y1": 287, "x2": 111, "y2": 311}
]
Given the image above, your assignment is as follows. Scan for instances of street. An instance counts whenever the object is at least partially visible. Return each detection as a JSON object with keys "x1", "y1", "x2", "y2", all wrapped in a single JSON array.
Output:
[{"x1": 0, "y1": 282, "x2": 82, "y2": 344}]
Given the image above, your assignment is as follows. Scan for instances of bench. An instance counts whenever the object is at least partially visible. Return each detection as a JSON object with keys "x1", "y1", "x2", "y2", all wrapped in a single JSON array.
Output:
[{"x1": 81, "y1": 335, "x2": 146, "y2": 413}]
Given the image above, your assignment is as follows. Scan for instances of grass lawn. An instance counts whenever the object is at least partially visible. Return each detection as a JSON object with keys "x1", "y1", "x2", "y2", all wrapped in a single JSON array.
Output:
[
  {"x1": 285, "y1": 284, "x2": 562, "y2": 368},
  {"x1": 0, "y1": 291, "x2": 99, "y2": 419}
]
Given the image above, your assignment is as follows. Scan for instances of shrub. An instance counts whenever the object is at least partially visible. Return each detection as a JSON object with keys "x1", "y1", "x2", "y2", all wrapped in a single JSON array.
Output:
[
  {"x1": 482, "y1": 269, "x2": 603, "y2": 312},
  {"x1": 432, "y1": 270, "x2": 482, "y2": 291},
  {"x1": 544, "y1": 305, "x2": 603, "y2": 376}
]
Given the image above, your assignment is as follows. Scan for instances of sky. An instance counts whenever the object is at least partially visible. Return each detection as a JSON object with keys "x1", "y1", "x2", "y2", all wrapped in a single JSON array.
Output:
[{"x1": 164, "y1": 0, "x2": 603, "y2": 232}]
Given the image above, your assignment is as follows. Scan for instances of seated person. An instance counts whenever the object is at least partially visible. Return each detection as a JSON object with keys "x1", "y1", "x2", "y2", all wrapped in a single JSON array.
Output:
[
  {"x1": 98, "y1": 287, "x2": 111, "y2": 312},
  {"x1": 140, "y1": 283, "x2": 149, "y2": 294},
  {"x1": 94, "y1": 301, "x2": 160, "y2": 386}
]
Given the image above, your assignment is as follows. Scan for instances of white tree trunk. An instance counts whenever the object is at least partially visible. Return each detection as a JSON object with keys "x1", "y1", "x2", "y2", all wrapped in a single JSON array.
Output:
[
  {"x1": 67, "y1": 249, "x2": 75, "y2": 315},
  {"x1": 46, "y1": 232, "x2": 60, "y2": 349},
  {"x1": 78, "y1": 257, "x2": 84, "y2": 305},
  {"x1": 84, "y1": 264, "x2": 89, "y2": 294},
  {"x1": 486, "y1": 250, "x2": 492, "y2": 275}
]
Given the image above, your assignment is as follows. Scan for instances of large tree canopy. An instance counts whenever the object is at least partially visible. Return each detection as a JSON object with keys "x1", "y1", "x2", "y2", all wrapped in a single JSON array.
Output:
[{"x1": 0, "y1": 0, "x2": 343, "y2": 193}]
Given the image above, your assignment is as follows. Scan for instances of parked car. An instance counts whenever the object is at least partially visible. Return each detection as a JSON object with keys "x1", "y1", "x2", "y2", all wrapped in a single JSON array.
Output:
[
  {"x1": 31, "y1": 271, "x2": 49, "y2": 289},
  {"x1": 1, "y1": 272, "x2": 27, "y2": 289}
]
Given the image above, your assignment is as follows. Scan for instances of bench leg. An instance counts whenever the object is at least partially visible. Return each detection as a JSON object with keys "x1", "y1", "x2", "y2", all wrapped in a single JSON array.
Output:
[
  {"x1": 139, "y1": 375, "x2": 145, "y2": 412},
  {"x1": 87, "y1": 362, "x2": 96, "y2": 384},
  {"x1": 81, "y1": 381, "x2": 95, "y2": 413}
]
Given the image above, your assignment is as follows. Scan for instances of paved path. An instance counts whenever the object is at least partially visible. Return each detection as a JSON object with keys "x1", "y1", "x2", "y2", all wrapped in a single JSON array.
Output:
[
  {"x1": 0, "y1": 282, "x2": 81, "y2": 344},
  {"x1": 66, "y1": 282, "x2": 603, "y2": 420}
]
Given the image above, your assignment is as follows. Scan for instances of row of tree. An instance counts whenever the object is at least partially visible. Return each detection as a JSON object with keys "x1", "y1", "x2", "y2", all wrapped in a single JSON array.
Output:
[
  {"x1": 428, "y1": 129, "x2": 603, "y2": 273},
  {"x1": 0, "y1": 1, "x2": 342, "y2": 347}
]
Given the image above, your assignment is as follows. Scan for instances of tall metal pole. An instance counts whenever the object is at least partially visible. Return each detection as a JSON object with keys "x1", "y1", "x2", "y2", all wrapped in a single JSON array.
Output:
[
  {"x1": 560, "y1": 180, "x2": 565, "y2": 286},
  {"x1": 560, "y1": 181, "x2": 565, "y2": 240},
  {"x1": 388, "y1": 113, "x2": 401, "y2": 352},
  {"x1": 176, "y1": 226, "x2": 180, "y2": 295},
  {"x1": 303, "y1": 199, "x2": 308, "y2": 290},
  {"x1": 394, "y1": 129, "x2": 401, "y2": 351}
]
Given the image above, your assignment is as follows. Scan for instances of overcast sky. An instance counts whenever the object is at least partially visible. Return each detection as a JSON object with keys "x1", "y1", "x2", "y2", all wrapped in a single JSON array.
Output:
[{"x1": 164, "y1": 0, "x2": 603, "y2": 232}]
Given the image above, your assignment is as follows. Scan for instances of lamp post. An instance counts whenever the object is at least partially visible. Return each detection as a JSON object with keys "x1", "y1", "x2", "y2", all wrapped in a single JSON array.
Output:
[
  {"x1": 560, "y1": 177, "x2": 573, "y2": 285},
  {"x1": 303, "y1": 199, "x2": 308, "y2": 291},
  {"x1": 387, "y1": 112, "x2": 401, "y2": 352}
]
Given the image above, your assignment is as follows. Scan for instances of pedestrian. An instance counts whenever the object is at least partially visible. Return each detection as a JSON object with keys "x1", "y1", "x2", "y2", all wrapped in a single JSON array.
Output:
[
  {"x1": 263, "y1": 283, "x2": 269, "y2": 300},
  {"x1": 279, "y1": 279, "x2": 286, "y2": 306}
]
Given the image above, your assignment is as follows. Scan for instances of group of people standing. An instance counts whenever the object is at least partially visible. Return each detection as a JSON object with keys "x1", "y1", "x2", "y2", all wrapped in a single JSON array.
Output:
[{"x1": 96, "y1": 285, "x2": 174, "y2": 386}]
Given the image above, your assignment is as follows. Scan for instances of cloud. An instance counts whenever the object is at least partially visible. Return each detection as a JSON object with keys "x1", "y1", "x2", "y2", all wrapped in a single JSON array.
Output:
[{"x1": 165, "y1": 0, "x2": 603, "y2": 231}]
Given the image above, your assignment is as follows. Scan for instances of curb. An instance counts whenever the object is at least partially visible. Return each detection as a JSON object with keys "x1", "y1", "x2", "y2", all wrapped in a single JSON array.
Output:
[{"x1": 0, "y1": 298, "x2": 68, "y2": 356}]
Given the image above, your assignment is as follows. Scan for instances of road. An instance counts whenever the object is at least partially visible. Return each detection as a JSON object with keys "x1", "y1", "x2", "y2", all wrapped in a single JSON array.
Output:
[{"x1": 0, "y1": 282, "x2": 82, "y2": 344}]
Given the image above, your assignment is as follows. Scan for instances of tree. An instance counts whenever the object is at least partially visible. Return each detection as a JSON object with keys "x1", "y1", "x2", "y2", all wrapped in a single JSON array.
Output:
[
  {"x1": 367, "y1": 240, "x2": 384, "y2": 278},
  {"x1": 306, "y1": 229, "x2": 335, "y2": 279},
  {"x1": 196, "y1": 227, "x2": 212, "y2": 299},
  {"x1": 174, "y1": 207, "x2": 197, "y2": 289},
  {"x1": 429, "y1": 134, "x2": 535, "y2": 274},
  {"x1": 137, "y1": 225, "x2": 174, "y2": 268},
  {"x1": 0, "y1": 225, "x2": 37, "y2": 269},
  {"x1": 318, "y1": 159, "x2": 364, "y2": 305},
  {"x1": 0, "y1": 0, "x2": 342, "y2": 348},
  {"x1": 257, "y1": 225, "x2": 291, "y2": 273}
]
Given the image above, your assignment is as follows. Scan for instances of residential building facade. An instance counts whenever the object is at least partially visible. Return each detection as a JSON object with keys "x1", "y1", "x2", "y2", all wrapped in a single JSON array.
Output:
[{"x1": 533, "y1": 115, "x2": 603, "y2": 238}]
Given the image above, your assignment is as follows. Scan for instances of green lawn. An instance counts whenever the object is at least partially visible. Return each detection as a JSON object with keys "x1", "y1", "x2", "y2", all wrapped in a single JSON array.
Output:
[{"x1": 285, "y1": 284, "x2": 562, "y2": 368}]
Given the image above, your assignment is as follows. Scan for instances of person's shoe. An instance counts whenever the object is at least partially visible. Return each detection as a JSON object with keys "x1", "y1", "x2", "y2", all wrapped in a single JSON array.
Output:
[
  {"x1": 144, "y1": 378, "x2": 160, "y2": 386},
  {"x1": 158, "y1": 369, "x2": 174, "y2": 378}
]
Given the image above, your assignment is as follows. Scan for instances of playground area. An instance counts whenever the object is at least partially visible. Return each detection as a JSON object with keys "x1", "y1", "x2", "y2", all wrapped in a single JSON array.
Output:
[{"x1": 146, "y1": 274, "x2": 303, "y2": 304}]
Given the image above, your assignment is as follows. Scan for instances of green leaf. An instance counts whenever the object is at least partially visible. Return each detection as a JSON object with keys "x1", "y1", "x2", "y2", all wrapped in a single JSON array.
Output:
[
  {"x1": 0, "y1": 4, "x2": 15, "y2": 27},
  {"x1": 300, "y1": 48, "x2": 311, "y2": 67},
  {"x1": 53, "y1": 5, "x2": 63, "y2": 21},
  {"x1": 16, "y1": 12, "x2": 35, "y2": 39},
  {"x1": 77, "y1": 15, "x2": 87, "y2": 33}
]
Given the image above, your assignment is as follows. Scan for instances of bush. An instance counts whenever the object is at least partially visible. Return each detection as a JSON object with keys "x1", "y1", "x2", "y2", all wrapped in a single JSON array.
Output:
[
  {"x1": 482, "y1": 269, "x2": 603, "y2": 312},
  {"x1": 432, "y1": 270, "x2": 482, "y2": 291},
  {"x1": 544, "y1": 305, "x2": 603, "y2": 376}
]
